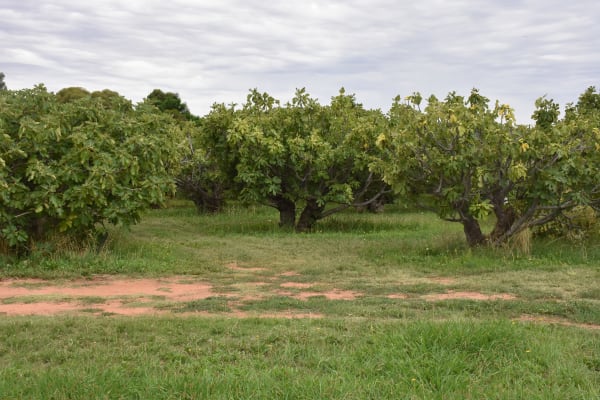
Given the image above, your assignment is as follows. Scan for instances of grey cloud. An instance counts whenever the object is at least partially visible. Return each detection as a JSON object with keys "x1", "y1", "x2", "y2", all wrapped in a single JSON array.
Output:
[{"x1": 1, "y1": 0, "x2": 598, "y2": 122}]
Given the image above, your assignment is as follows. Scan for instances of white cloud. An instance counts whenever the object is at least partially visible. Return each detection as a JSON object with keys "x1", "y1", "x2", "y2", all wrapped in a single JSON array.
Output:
[{"x1": 1, "y1": 0, "x2": 598, "y2": 123}]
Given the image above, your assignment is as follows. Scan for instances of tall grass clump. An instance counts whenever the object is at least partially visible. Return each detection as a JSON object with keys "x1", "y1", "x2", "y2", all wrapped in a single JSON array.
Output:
[{"x1": 508, "y1": 228, "x2": 532, "y2": 255}]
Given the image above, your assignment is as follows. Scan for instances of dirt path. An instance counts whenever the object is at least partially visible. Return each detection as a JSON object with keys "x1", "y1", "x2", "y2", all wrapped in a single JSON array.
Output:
[
  {"x1": 0, "y1": 274, "x2": 510, "y2": 317},
  {"x1": 0, "y1": 276, "x2": 214, "y2": 316},
  {"x1": 0, "y1": 274, "x2": 358, "y2": 317},
  {"x1": 0, "y1": 272, "x2": 508, "y2": 314},
  {"x1": 1, "y1": 272, "x2": 598, "y2": 331}
]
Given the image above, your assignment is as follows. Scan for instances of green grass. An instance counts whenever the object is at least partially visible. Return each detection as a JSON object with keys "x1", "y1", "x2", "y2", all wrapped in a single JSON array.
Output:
[
  {"x1": 0, "y1": 317, "x2": 598, "y2": 399},
  {"x1": 165, "y1": 296, "x2": 234, "y2": 313},
  {"x1": 3, "y1": 203, "x2": 599, "y2": 278},
  {"x1": 0, "y1": 202, "x2": 599, "y2": 398}
]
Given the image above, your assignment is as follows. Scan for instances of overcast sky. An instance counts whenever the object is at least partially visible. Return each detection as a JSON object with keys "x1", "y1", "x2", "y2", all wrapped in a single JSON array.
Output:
[{"x1": 1, "y1": 0, "x2": 598, "y2": 123}]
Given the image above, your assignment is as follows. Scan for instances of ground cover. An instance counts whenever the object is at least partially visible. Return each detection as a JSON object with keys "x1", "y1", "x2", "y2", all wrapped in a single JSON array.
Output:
[{"x1": 0, "y1": 203, "x2": 599, "y2": 398}]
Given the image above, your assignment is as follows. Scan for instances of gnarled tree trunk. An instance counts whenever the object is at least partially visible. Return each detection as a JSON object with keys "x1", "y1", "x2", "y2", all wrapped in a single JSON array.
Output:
[
  {"x1": 271, "y1": 195, "x2": 296, "y2": 229},
  {"x1": 489, "y1": 205, "x2": 516, "y2": 242},
  {"x1": 296, "y1": 199, "x2": 325, "y2": 232},
  {"x1": 462, "y1": 216, "x2": 487, "y2": 247},
  {"x1": 177, "y1": 179, "x2": 225, "y2": 213}
]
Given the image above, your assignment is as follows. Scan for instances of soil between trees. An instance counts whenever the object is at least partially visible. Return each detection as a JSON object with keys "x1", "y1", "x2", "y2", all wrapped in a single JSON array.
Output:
[{"x1": 0, "y1": 271, "x2": 597, "y2": 332}]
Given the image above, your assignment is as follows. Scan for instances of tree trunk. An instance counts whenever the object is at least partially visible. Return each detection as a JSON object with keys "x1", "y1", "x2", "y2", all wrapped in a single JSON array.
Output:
[
  {"x1": 271, "y1": 196, "x2": 296, "y2": 229},
  {"x1": 177, "y1": 180, "x2": 225, "y2": 213},
  {"x1": 367, "y1": 196, "x2": 386, "y2": 213},
  {"x1": 296, "y1": 199, "x2": 325, "y2": 232},
  {"x1": 462, "y1": 216, "x2": 487, "y2": 247},
  {"x1": 190, "y1": 192, "x2": 224, "y2": 213},
  {"x1": 489, "y1": 205, "x2": 516, "y2": 242}
]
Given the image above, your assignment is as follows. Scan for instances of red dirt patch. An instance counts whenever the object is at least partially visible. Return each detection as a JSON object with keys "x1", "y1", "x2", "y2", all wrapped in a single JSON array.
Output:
[
  {"x1": 423, "y1": 291, "x2": 516, "y2": 301},
  {"x1": 1, "y1": 276, "x2": 213, "y2": 301},
  {"x1": 1, "y1": 275, "x2": 523, "y2": 318},
  {"x1": 0, "y1": 276, "x2": 213, "y2": 316},
  {"x1": 276, "y1": 289, "x2": 361, "y2": 301},
  {"x1": 279, "y1": 271, "x2": 301, "y2": 277},
  {"x1": 0, "y1": 302, "x2": 82, "y2": 316},
  {"x1": 0, "y1": 276, "x2": 350, "y2": 316},
  {"x1": 280, "y1": 282, "x2": 314, "y2": 289},
  {"x1": 387, "y1": 293, "x2": 409, "y2": 299},
  {"x1": 517, "y1": 315, "x2": 600, "y2": 331}
]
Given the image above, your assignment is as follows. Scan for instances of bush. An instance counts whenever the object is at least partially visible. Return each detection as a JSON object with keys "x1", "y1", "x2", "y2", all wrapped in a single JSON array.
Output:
[{"x1": 0, "y1": 85, "x2": 183, "y2": 253}]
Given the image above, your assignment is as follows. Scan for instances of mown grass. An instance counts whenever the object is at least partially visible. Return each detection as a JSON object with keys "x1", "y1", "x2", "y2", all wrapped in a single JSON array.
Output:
[
  {"x1": 0, "y1": 317, "x2": 598, "y2": 399},
  {"x1": 2, "y1": 202, "x2": 599, "y2": 278},
  {"x1": 0, "y1": 202, "x2": 599, "y2": 399}
]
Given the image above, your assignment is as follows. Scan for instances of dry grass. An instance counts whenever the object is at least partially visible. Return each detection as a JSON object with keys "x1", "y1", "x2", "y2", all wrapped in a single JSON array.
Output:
[{"x1": 509, "y1": 227, "x2": 532, "y2": 255}]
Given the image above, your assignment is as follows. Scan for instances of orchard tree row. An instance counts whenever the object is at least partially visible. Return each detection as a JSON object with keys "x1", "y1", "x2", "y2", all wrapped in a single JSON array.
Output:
[
  {"x1": 0, "y1": 85, "x2": 183, "y2": 253},
  {"x1": 1, "y1": 79, "x2": 599, "y2": 253},
  {"x1": 178, "y1": 88, "x2": 390, "y2": 232},
  {"x1": 174, "y1": 86, "x2": 600, "y2": 246},
  {"x1": 376, "y1": 89, "x2": 600, "y2": 246}
]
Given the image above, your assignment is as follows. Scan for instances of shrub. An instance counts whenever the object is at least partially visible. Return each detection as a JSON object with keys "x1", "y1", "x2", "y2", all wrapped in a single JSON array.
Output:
[{"x1": 0, "y1": 85, "x2": 183, "y2": 253}]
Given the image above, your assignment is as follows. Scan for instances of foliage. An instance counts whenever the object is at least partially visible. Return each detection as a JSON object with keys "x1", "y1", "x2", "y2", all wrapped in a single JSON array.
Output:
[
  {"x1": 375, "y1": 88, "x2": 600, "y2": 247},
  {"x1": 0, "y1": 72, "x2": 6, "y2": 91},
  {"x1": 176, "y1": 103, "x2": 239, "y2": 213},
  {"x1": 55, "y1": 86, "x2": 91, "y2": 103},
  {"x1": 533, "y1": 86, "x2": 600, "y2": 240},
  {"x1": 376, "y1": 90, "x2": 514, "y2": 246},
  {"x1": 146, "y1": 89, "x2": 195, "y2": 121},
  {"x1": 90, "y1": 89, "x2": 133, "y2": 112},
  {"x1": 144, "y1": 89, "x2": 229, "y2": 212},
  {"x1": 518, "y1": 89, "x2": 600, "y2": 238},
  {"x1": 229, "y1": 88, "x2": 389, "y2": 231},
  {"x1": 56, "y1": 87, "x2": 133, "y2": 113},
  {"x1": 0, "y1": 85, "x2": 183, "y2": 252},
  {"x1": 535, "y1": 205, "x2": 598, "y2": 240}
]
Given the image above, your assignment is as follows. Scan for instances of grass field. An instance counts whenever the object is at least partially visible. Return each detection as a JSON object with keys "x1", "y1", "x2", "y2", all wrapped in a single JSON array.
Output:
[{"x1": 1, "y1": 202, "x2": 599, "y2": 399}]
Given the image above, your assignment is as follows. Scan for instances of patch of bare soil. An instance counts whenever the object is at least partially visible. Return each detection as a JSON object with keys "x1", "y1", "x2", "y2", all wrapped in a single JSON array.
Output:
[
  {"x1": 279, "y1": 282, "x2": 314, "y2": 289},
  {"x1": 0, "y1": 276, "x2": 213, "y2": 316},
  {"x1": 279, "y1": 271, "x2": 301, "y2": 277},
  {"x1": 0, "y1": 275, "x2": 521, "y2": 317},
  {"x1": 517, "y1": 314, "x2": 600, "y2": 331},
  {"x1": 387, "y1": 293, "x2": 409, "y2": 299},
  {"x1": 422, "y1": 291, "x2": 517, "y2": 301}
]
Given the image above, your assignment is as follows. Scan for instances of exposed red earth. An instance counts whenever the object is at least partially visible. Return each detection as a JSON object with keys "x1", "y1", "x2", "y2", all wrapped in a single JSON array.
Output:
[{"x1": 1, "y1": 273, "x2": 598, "y2": 330}]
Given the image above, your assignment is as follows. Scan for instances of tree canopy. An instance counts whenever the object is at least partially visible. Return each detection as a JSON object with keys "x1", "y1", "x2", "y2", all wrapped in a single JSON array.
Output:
[
  {"x1": 0, "y1": 85, "x2": 183, "y2": 252},
  {"x1": 146, "y1": 89, "x2": 195, "y2": 121},
  {"x1": 228, "y1": 88, "x2": 389, "y2": 231},
  {"x1": 375, "y1": 88, "x2": 600, "y2": 246},
  {"x1": 3, "y1": 81, "x2": 598, "y2": 252},
  {"x1": 176, "y1": 103, "x2": 239, "y2": 213}
]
